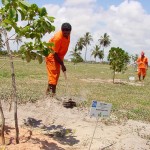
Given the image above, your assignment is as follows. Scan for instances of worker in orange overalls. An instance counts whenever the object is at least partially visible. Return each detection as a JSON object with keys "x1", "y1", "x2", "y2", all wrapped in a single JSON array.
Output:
[
  {"x1": 137, "y1": 51, "x2": 148, "y2": 81},
  {"x1": 45, "y1": 23, "x2": 72, "y2": 96}
]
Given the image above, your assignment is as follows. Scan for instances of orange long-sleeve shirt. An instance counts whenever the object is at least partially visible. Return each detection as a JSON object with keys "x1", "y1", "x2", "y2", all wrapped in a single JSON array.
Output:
[
  {"x1": 46, "y1": 30, "x2": 70, "y2": 61},
  {"x1": 137, "y1": 57, "x2": 148, "y2": 69},
  {"x1": 45, "y1": 30, "x2": 70, "y2": 85}
]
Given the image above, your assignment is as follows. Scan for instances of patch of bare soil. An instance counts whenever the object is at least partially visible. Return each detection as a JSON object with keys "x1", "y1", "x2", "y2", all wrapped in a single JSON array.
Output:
[
  {"x1": 81, "y1": 78, "x2": 144, "y2": 86},
  {"x1": 1, "y1": 98, "x2": 150, "y2": 150}
]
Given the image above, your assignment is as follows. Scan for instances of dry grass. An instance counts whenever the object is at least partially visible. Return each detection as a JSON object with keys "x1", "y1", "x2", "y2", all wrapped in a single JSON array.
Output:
[{"x1": 0, "y1": 58, "x2": 150, "y2": 122}]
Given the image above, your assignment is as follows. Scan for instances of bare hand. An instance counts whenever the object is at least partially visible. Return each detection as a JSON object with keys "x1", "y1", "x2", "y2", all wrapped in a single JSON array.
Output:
[{"x1": 61, "y1": 65, "x2": 66, "y2": 72}]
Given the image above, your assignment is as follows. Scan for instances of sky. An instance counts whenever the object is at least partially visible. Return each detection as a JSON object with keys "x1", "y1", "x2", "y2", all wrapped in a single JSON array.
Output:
[{"x1": 1, "y1": 0, "x2": 150, "y2": 61}]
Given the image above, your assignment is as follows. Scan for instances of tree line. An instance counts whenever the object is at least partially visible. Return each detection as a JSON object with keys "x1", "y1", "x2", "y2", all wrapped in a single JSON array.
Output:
[
  {"x1": 70, "y1": 32, "x2": 111, "y2": 63},
  {"x1": 0, "y1": 0, "x2": 139, "y2": 146}
]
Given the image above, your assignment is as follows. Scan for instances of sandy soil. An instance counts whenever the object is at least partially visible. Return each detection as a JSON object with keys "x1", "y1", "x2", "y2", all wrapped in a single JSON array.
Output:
[{"x1": 1, "y1": 97, "x2": 150, "y2": 150}]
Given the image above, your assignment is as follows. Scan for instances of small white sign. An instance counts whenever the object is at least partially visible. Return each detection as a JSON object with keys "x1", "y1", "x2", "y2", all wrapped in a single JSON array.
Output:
[{"x1": 90, "y1": 101, "x2": 112, "y2": 118}]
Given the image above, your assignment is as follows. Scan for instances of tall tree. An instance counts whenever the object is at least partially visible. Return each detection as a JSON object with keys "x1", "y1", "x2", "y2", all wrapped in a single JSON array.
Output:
[
  {"x1": 83, "y1": 32, "x2": 93, "y2": 62},
  {"x1": 0, "y1": 32, "x2": 4, "y2": 51},
  {"x1": 98, "y1": 50, "x2": 104, "y2": 62},
  {"x1": 108, "y1": 47, "x2": 130, "y2": 83},
  {"x1": 0, "y1": 0, "x2": 55, "y2": 144},
  {"x1": 70, "y1": 45, "x2": 83, "y2": 64},
  {"x1": 99, "y1": 33, "x2": 111, "y2": 56},
  {"x1": 76, "y1": 37, "x2": 85, "y2": 51},
  {"x1": 91, "y1": 45, "x2": 100, "y2": 62}
]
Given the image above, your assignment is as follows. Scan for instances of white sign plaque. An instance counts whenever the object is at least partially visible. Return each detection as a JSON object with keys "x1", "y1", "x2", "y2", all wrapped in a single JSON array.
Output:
[{"x1": 90, "y1": 100, "x2": 112, "y2": 118}]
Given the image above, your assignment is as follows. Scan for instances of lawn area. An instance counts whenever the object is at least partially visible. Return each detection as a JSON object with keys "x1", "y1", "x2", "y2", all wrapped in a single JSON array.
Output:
[{"x1": 0, "y1": 58, "x2": 150, "y2": 122}]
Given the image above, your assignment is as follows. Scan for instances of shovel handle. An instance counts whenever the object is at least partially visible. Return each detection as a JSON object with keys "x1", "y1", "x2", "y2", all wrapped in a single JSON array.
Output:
[{"x1": 63, "y1": 71, "x2": 67, "y2": 80}]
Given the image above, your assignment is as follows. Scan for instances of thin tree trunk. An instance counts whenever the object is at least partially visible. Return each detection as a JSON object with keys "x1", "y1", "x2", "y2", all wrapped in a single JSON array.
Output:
[
  {"x1": 4, "y1": 30, "x2": 19, "y2": 144},
  {"x1": 102, "y1": 47, "x2": 104, "y2": 62},
  {"x1": 113, "y1": 71, "x2": 115, "y2": 83},
  {"x1": 0, "y1": 100, "x2": 5, "y2": 145},
  {"x1": 84, "y1": 46, "x2": 87, "y2": 62}
]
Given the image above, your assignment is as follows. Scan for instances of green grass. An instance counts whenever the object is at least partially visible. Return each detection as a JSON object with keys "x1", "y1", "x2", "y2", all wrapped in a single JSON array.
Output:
[{"x1": 0, "y1": 58, "x2": 150, "y2": 122}]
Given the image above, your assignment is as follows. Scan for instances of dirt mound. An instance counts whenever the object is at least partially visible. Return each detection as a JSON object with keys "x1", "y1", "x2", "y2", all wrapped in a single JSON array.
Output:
[{"x1": 1, "y1": 98, "x2": 150, "y2": 150}]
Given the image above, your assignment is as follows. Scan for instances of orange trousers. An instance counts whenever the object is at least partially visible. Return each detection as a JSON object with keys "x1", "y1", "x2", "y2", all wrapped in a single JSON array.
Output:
[
  {"x1": 138, "y1": 68, "x2": 146, "y2": 76},
  {"x1": 46, "y1": 60, "x2": 60, "y2": 85}
]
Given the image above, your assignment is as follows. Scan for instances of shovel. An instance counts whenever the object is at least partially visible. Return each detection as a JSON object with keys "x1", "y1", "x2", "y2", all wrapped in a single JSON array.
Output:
[{"x1": 62, "y1": 71, "x2": 76, "y2": 108}]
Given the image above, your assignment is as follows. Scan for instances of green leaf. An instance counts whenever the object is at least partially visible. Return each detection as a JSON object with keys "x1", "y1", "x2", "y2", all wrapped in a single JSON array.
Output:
[
  {"x1": 2, "y1": 0, "x2": 9, "y2": 5},
  {"x1": 25, "y1": 51, "x2": 31, "y2": 63},
  {"x1": 18, "y1": 9, "x2": 25, "y2": 20},
  {"x1": 43, "y1": 48, "x2": 51, "y2": 57},
  {"x1": 31, "y1": 4, "x2": 38, "y2": 11},
  {"x1": 9, "y1": 8, "x2": 16, "y2": 19},
  {"x1": 30, "y1": 52, "x2": 37, "y2": 60},
  {"x1": 15, "y1": 13, "x2": 18, "y2": 22},
  {"x1": 39, "y1": 7, "x2": 47, "y2": 16},
  {"x1": 19, "y1": 0, "x2": 31, "y2": 8},
  {"x1": 47, "y1": 16, "x2": 55, "y2": 23},
  {"x1": 5, "y1": 26, "x2": 12, "y2": 31},
  {"x1": 37, "y1": 54, "x2": 43, "y2": 64}
]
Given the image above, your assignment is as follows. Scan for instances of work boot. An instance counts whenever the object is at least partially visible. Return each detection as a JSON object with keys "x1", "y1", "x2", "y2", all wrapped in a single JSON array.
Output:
[
  {"x1": 51, "y1": 84, "x2": 56, "y2": 97},
  {"x1": 46, "y1": 84, "x2": 56, "y2": 97},
  {"x1": 46, "y1": 84, "x2": 51, "y2": 95}
]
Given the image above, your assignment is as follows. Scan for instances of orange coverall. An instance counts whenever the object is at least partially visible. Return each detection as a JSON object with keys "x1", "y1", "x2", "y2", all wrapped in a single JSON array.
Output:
[
  {"x1": 137, "y1": 57, "x2": 148, "y2": 76},
  {"x1": 45, "y1": 31, "x2": 70, "y2": 85}
]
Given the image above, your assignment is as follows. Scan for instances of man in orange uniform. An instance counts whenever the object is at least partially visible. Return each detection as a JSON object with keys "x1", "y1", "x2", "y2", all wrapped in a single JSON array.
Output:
[
  {"x1": 45, "y1": 23, "x2": 72, "y2": 96},
  {"x1": 137, "y1": 51, "x2": 148, "y2": 81}
]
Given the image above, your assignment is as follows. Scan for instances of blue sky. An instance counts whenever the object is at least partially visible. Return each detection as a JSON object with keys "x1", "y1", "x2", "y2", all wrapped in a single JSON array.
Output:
[
  {"x1": 1, "y1": 0, "x2": 150, "y2": 61},
  {"x1": 27, "y1": 0, "x2": 150, "y2": 13}
]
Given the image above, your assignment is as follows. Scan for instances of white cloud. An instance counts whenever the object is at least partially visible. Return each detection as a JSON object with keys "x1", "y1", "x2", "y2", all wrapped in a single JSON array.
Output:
[
  {"x1": 3, "y1": 0, "x2": 150, "y2": 61},
  {"x1": 64, "y1": 0, "x2": 96, "y2": 6}
]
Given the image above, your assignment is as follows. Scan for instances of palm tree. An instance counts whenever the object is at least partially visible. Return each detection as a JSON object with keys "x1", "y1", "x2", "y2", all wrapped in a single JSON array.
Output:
[
  {"x1": 0, "y1": 32, "x2": 4, "y2": 51},
  {"x1": 83, "y1": 32, "x2": 93, "y2": 62},
  {"x1": 70, "y1": 46, "x2": 80, "y2": 57},
  {"x1": 98, "y1": 50, "x2": 104, "y2": 62},
  {"x1": 91, "y1": 45, "x2": 100, "y2": 62},
  {"x1": 76, "y1": 37, "x2": 85, "y2": 51},
  {"x1": 98, "y1": 33, "x2": 111, "y2": 56},
  {"x1": 70, "y1": 46, "x2": 83, "y2": 64}
]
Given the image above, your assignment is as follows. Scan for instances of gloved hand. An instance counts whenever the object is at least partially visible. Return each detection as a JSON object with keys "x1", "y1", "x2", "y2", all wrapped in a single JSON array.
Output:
[{"x1": 61, "y1": 65, "x2": 66, "y2": 72}]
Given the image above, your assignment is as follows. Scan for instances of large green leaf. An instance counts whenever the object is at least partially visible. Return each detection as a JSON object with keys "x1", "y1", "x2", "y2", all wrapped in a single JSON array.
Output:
[
  {"x1": 37, "y1": 54, "x2": 43, "y2": 64},
  {"x1": 2, "y1": 0, "x2": 9, "y2": 5},
  {"x1": 31, "y1": 4, "x2": 38, "y2": 11},
  {"x1": 18, "y1": 0, "x2": 31, "y2": 7},
  {"x1": 39, "y1": 7, "x2": 47, "y2": 16},
  {"x1": 9, "y1": 7, "x2": 16, "y2": 19},
  {"x1": 15, "y1": 13, "x2": 18, "y2": 22},
  {"x1": 30, "y1": 51, "x2": 37, "y2": 60},
  {"x1": 43, "y1": 48, "x2": 52, "y2": 56},
  {"x1": 25, "y1": 51, "x2": 31, "y2": 62},
  {"x1": 47, "y1": 16, "x2": 55, "y2": 23},
  {"x1": 18, "y1": 9, "x2": 25, "y2": 20}
]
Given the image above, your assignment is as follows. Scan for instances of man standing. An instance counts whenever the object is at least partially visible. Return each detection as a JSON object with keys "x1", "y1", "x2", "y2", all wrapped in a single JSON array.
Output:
[
  {"x1": 137, "y1": 51, "x2": 148, "y2": 81},
  {"x1": 45, "y1": 22, "x2": 72, "y2": 96}
]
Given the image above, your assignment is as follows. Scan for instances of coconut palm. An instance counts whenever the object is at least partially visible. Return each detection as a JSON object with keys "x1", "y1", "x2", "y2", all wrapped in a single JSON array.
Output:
[
  {"x1": 83, "y1": 32, "x2": 93, "y2": 62},
  {"x1": 0, "y1": 32, "x2": 4, "y2": 51},
  {"x1": 70, "y1": 46, "x2": 83, "y2": 64},
  {"x1": 98, "y1": 33, "x2": 111, "y2": 55},
  {"x1": 76, "y1": 37, "x2": 85, "y2": 51},
  {"x1": 91, "y1": 45, "x2": 100, "y2": 62},
  {"x1": 98, "y1": 50, "x2": 104, "y2": 62}
]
